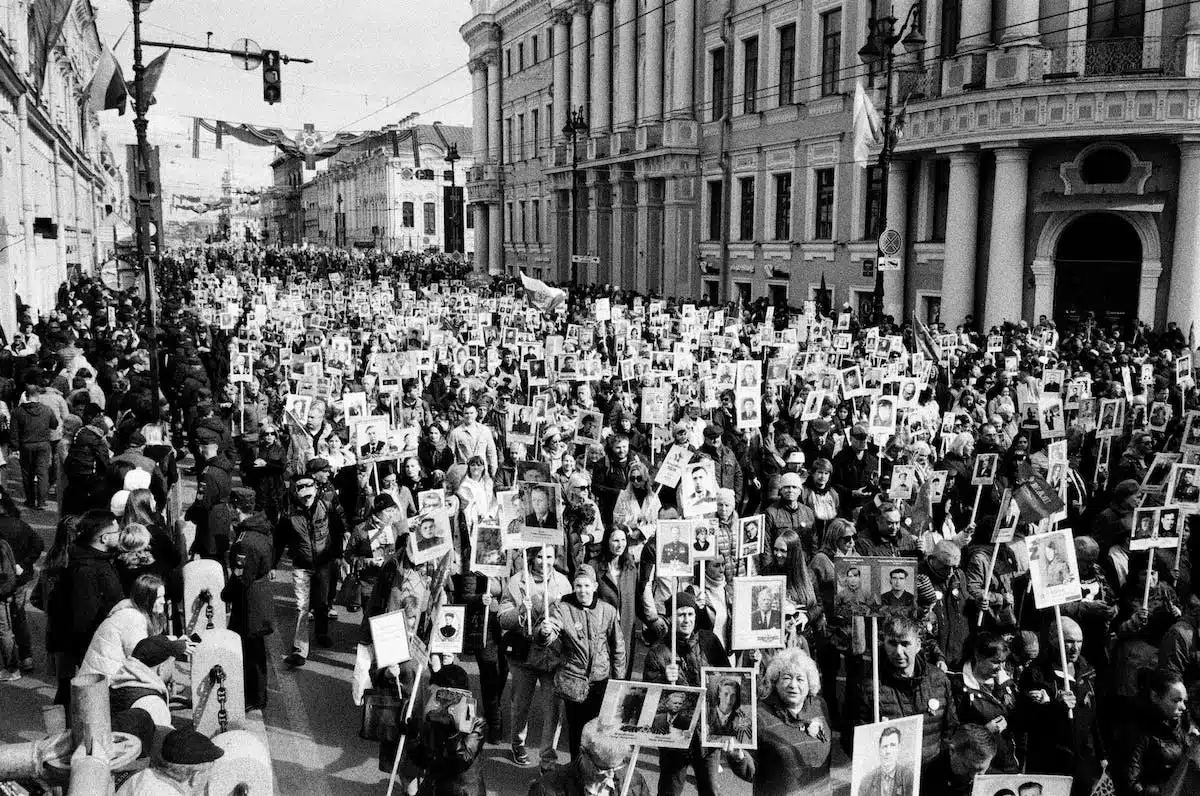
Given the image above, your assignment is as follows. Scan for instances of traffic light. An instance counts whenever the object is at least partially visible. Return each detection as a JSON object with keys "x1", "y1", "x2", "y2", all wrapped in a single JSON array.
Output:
[{"x1": 262, "y1": 49, "x2": 281, "y2": 104}]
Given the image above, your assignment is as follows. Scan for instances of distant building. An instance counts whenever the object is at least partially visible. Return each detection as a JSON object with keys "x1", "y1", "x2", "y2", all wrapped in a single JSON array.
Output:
[
  {"x1": 0, "y1": 2, "x2": 117, "y2": 331},
  {"x1": 463, "y1": 0, "x2": 1200, "y2": 333},
  {"x1": 271, "y1": 123, "x2": 475, "y2": 258}
]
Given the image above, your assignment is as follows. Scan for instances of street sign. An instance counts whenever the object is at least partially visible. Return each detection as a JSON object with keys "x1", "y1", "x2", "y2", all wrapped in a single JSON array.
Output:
[
  {"x1": 571, "y1": 255, "x2": 600, "y2": 264},
  {"x1": 230, "y1": 38, "x2": 262, "y2": 71},
  {"x1": 877, "y1": 254, "x2": 902, "y2": 271},
  {"x1": 878, "y1": 228, "x2": 903, "y2": 256}
]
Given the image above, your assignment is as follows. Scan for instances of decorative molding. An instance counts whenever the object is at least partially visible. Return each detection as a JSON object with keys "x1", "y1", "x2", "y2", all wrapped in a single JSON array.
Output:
[{"x1": 1059, "y1": 141, "x2": 1153, "y2": 196}]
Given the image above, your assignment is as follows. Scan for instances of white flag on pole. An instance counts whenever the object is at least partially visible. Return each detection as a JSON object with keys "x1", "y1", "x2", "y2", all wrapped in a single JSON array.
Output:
[{"x1": 851, "y1": 80, "x2": 883, "y2": 168}]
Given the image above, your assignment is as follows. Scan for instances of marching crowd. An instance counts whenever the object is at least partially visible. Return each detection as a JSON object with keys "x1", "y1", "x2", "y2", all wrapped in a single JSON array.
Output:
[{"x1": 0, "y1": 243, "x2": 1199, "y2": 796}]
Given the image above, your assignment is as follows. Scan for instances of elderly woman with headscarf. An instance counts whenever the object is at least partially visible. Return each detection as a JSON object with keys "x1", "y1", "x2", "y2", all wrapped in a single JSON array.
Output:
[{"x1": 724, "y1": 647, "x2": 831, "y2": 795}]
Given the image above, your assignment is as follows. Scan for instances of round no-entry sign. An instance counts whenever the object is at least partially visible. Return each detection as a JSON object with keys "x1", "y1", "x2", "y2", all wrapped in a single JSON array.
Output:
[{"x1": 878, "y1": 228, "x2": 903, "y2": 256}]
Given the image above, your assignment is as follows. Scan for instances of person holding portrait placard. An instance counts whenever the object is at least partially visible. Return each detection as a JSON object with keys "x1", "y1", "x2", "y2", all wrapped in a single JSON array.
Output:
[{"x1": 644, "y1": 591, "x2": 731, "y2": 796}]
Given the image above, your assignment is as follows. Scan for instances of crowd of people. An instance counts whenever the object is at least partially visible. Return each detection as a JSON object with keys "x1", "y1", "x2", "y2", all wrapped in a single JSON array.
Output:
[{"x1": 0, "y1": 243, "x2": 1199, "y2": 796}]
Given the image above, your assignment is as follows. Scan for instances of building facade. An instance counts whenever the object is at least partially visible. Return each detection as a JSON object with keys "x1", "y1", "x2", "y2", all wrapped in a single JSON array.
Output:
[
  {"x1": 278, "y1": 123, "x2": 475, "y2": 257},
  {"x1": 0, "y1": 1, "x2": 116, "y2": 331},
  {"x1": 462, "y1": 0, "x2": 1200, "y2": 332}
]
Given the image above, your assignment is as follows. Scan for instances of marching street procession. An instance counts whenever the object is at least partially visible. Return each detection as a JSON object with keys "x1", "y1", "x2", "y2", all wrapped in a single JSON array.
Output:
[{"x1": 2, "y1": 243, "x2": 1200, "y2": 795}]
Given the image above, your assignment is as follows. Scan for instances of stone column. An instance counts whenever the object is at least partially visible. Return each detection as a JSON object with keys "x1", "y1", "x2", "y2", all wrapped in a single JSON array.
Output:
[
  {"x1": 643, "y1": 0, "x2": 664, "y2": 122},
  {"x1": 470, "y1": 60, "x2": 488, "y2": 161},
  {"x1": 615, "y1": 0, "x2": 637, "y2": 129},
  {"x1": 883, "y1": 159, "x2": 909, "y2": 321},
  {"x1": 488, "y1": 202, "x2": 503, "y2": 275},
  {"x1": 1001, "y1": 0, "x2": 1040, "y2": 44},
  {"x1": 486, "y1": 55, "x2": 502, "y2": 162},
  {"x1": 571, "y1": 5, "x2": 589, "y2": 118},
  {"x1": 634, "y1": 174, "x2": 652, "y2": 294},
  {"x1": 939, "y1": 149, "x2": 980, "y2": 330},
  {"x1": 959, "y1": 1, "x2": 992, "y2": 50},
  {"x1": 590, "y1": 0, "x2": 612, "y2": 134},
  {"x1": 1167, "y1": 140, "x2": 1200, "y2": 330},
  {"x1": 671, "y1": 0, "x2": 695, "y2": 117},
  {"x1": 983, "y1": 145, "x2": 1030, "y2": 329},
  {"x1": 663, "y1": 174, "x2": 699, "y2": 298},
  {"x1": 474, "y1": 204, "x2": 489, "y2": 274},
  {"x1": 552, "y1": 10, "x2": 571, "y2": 141}
]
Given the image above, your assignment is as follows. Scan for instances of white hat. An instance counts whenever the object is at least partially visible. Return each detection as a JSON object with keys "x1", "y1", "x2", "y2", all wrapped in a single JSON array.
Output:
[
  {"x1": 110, "y1": 489, "x2": 131, "y2": 516},
  {"x1": 779, "y1": 472, "x2": 804, "y2": 489},
  {"x1": 124, "y1": 468, "x2": 152, "y2": 491}
]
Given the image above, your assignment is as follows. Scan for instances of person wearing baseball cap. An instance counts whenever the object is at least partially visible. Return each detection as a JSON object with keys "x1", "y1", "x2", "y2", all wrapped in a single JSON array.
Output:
[
  {"x1": 542, "y1": 563, "x2": 625, "y2": 758},
  {"x1": 223, "y1": 485, "x2": 275, "y2": 710},
  {"x1": 832, "y1": 422, "x2": 879, "y2": 514},
  {"x1": 116, "y1": 728, "x2": 224, "y2": 794}
]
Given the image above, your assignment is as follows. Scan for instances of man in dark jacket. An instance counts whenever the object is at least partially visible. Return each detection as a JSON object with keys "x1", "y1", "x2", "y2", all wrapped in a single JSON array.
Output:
[
  {"x1": 63, "y1": 406, "x2": 112, "y2": 515},
  {"x1": 64, "y1": 511, "x2": 124, "y2": 676},
  {"x1": 0, "y1": 490, "x2": 43, "y2": 672},
  {"x1": 189, "y1": 437, "x2": 235, "y2": 569},
  {"x1": 12, "y1": 384, "x2": 59, "y2": 509},
  {"x1": 644, "y1": 591, "x2": 729, "y2": 796},
  {"x1": 700, "y1": 424, "x2": 743, "y2": 508},
  {"x1": 858, "y1": 614, "x2": 958, "y2": 771},
  {"x1": 275, "y1": 473, "x2": 345, "y2": 667},
  {"x1": 590, "y1": 435, "x2": 640, "y2": 526},
  {"x1": 222, "y1": 487, "x2": 275, "y2": 710}
]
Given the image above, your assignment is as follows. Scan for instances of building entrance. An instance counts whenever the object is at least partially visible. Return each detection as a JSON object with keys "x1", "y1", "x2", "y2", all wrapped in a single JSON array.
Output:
[{"x1": 1053, "y1": 212, "x2": 1141, "y2": 331}]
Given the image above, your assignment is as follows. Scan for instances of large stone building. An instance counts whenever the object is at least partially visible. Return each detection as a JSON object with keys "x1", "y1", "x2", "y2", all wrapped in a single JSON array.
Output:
[
  {"x1": 273, "y1": 123, "x2": 475, "y2": 257},
  {"x1": 0, "y1": 1, "x2": 119, "y2": 331},
  {"x1": 462, "y1": 0, "x2": 1200, "y2": 331}
]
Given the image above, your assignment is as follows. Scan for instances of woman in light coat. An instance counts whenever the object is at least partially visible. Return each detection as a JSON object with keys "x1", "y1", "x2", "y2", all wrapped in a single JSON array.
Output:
[{"x1": 77, "y1": 574, "x2": 167, "y2": 680}]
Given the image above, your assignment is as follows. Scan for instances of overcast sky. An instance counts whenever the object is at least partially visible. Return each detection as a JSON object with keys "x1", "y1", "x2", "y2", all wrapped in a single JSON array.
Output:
[{"x1": 92, "y1": 0, "x2": 474, "y2": 196}]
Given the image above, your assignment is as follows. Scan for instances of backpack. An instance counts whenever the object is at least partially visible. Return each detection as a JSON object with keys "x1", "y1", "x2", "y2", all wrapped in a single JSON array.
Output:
[{"x1": 0, "y1": 538, "x2": 18, "y2": 601}]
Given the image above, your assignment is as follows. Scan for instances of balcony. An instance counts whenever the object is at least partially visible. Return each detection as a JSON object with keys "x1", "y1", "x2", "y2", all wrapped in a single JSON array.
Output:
[
  {"x1": 465, "y1": 163, "x2": 503, "y2": 203},
  {"x1": 1043, "y1": 35, "x2": 1186, "y2": 79}
]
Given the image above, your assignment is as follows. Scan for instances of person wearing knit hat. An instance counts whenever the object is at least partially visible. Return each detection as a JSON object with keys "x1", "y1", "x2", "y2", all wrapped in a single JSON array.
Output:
[
  {"x1": 643, "y1": 590, "x2": 730, "y2": 796},
  {"x1": 115, "y1": 727, "x2": 223, "y2": 794}
]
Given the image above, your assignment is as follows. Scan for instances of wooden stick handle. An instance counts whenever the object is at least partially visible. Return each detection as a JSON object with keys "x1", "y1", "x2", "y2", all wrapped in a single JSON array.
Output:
[
  {"x1": 1054, "y1": 606, "x2": 1073, "y2": 720},
  {"x1": 671, "y1": 577, "x2": 678, "y2": 664},
  {"x1": 969, "y1": 485, "x2": 983, "y2": 525},
  {"x1": 979, "y1": 543, "x2": 1000, "y2": 627},
  {"x1": 619, "y1": 746, "x2": 641, "y2": 796},
  {"x1": 871, "y1": 615, "x2": 881, "y2": 725}
]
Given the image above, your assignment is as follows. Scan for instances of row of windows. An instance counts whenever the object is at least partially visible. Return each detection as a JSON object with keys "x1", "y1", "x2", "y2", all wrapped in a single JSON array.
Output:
[
  {"x1": 704, "y1": 161, "x2": 951, "y2": 244},
  {"x1": 503, "y1": 105, "x2": 554, "y2": 164},
  {"x1": 505, "y1": 29, "x2": 550, "y2": 77},
  {"x1": 504, "y1": 199, "x2": 544, "y2": 244}
]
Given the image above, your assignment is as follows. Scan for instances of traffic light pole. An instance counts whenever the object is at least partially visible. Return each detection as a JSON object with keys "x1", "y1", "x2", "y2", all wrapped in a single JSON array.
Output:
[
  {"x1": 131, "y1": 0, "x2": 160, "y2": 417},
  {"x1": 140, "y1": 39, "x2": 313, "y2": 63}
]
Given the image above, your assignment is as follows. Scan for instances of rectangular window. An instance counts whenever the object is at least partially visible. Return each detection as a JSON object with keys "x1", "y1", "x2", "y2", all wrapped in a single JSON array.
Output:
[
  {"x1": 519, "y1": 201, "x2": 527, "y2": 240},
  {"x1": 466, "y1": 206, "x2": 474, "y2": 230},
  {"x1": 402, "y1": 202, "x2": 414, "y2": 228},
  {"x1": 710, "y1": 47, "x2": 726, "y2": 122},
  {"x1": 821, "y1": 9, "x2": 842, "y2": 96},
  {"x1": 518, "y1": 42, "x2": 524, "y2": 71},
  {"x1": 505, "y1": 118, "x2": 514, "y2": 162},
  {"x1": 532, "y1": 199, "x2": 541, "y2": 242},
  {"x1": 930, "y1": 159, "x2": 950, "y2": 242},
  {"x1": 532, "y1": 109, "x2": 540, "y2": 156},
  {"x1": 778, "y1": 24, "x2": 796, "y2": 106},
  {"x1": 506, "y1": 202, "x2": 513, "y2": 240},
  {"x1": 773, "y1": 173, "x2": 792, "y2": 240},
  {"x1": 940, "y1": 0, "x2": 960, "y2": 57},
  {"x1": 863, "y1": 165, "x2": 883, "y2": 240},
  {"x1": 424, "y1": 202, "x2": 436, "y2": 235},
  {"x1": 532, "y1": 34, "x2": 539, "y2": 64},
  {"x1": 742, "y1": 36, "x2": 759, "y2": 114},
  {"x1": 707, "y1": 180, "x2": 724, "y2": 241},
  {"x1": 546, "y1": 104, "x2": 553, "y2": 147},
  {"x1": 517, "y1": 113, "x2": 526, "y2": 159},
  {"x1": 738, "y1": 176, "x2": 755, "y2": 240},
  {"x1": 813, "y1": 168, "x2": 835, "y2": 240},
  {"x1": 506, "y1": 49, "x2": 512, "y2": 76}
]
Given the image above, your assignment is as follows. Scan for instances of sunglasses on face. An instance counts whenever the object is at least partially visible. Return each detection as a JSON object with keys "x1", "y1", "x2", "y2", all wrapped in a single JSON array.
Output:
[{"x1": 785, "y1": 612, "x2": 802, "y2": 621}]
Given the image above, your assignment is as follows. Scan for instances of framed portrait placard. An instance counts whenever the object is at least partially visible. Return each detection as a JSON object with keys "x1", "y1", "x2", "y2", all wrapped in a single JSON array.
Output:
[
  {"x1": 731, "y1": 575, "x2": 786, "y2": 651},
  {"x1": 429, "y1": 605, "x2": 465, "y2": 655},
  {"x1": 970, "y1": 774, "x2": 1072, "y2": 796},
  {"x1": 850, "y1": 716, "x2": 924, "y2": 796},
  {"x1": 1027, "y1": 529, "x2": 1083, "y2": 609},
  {"x1": 699, "y1": 667, "x2": 757, "y2": 750},
  {"x1": 598, "y1": 680, "x2": 704, "y2": 749}
]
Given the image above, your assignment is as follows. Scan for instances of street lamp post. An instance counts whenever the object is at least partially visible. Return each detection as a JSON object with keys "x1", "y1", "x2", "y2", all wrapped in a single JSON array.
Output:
[
  {"x1": 858, "y1": 2, "x2": 924, "y2": 326},
  {"x1": 130, "y1": 0, "x2": 160, "y2": 416},
  {"x1": 562, "y1": 106, "x2": 588, "y2": 285},
  {"x1": 444, "y1": 142, "x2": 463, "y2": 257}
]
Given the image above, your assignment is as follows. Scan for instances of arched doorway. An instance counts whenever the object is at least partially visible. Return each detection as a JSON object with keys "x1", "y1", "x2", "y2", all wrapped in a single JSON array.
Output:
[{"x1": 1053, "y1": 212, "x2": 1141, "y2": 329}]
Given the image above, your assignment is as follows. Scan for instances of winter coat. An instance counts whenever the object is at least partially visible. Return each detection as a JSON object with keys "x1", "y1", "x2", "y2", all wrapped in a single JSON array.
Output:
[
  {"x1": 727, "y1": 693, "x2": 832, "y2": 795},
  {"x1": 497, "y1": 569, "x2": 572, "y2": 670},
  {"x1": 700, "y1": 442, "x2": 743, "y2": 505},
  {"x1": 592, "y1": 554, "x2": 639, "y2": 676},
  {"x1": 221, "y1": 513, "x2": 275, "y2": 637},
  {"x1": 408, "y1": 713, "x2": 488, "y2": 796},
  {"x1": 0, "y1": 515, "x2": 43, "y2": 589},
  {"x1": 763, "y1": 500, "x2": 817, "y2": 553},
  {"x1": 1112, "y1": 699, "x2": 1191, "y2": 796},
  {"x1": 644, "y1": 628, "x2": 730, "y2": 687},
  {"x1": 611, "y1": 487, "x2": 661, "y2": 542},
  {"x1": 947, "y1": 662, "x2": 1020, "y2": 772},
  {"x1": 12, "y1": 400, "x2": 58, "y2": 445},
  {"x1": 78, "y1": 599, "x2": 154, "y2": 680},
  {"x1": 65, "y1": 544, "x2": 125, "y2": 661},
  {"x1": 1018, "y1": 654, "x2": 1105, "y2": 796},
  {"x1": 923, "y1": 565, "x2": 971, "y2": 667},
  {"x1": 548, "y1": 594, "x2": 626, "y2": 685},
  {"x1": 109, "y1": 658, "x2": 172, "y2": 727},
  {"x1": 859, "y1": 654, "x2": 959, "y2": 766},
  {"x1": 275, "y1": 495, "x2": 345, "y2": 571}
]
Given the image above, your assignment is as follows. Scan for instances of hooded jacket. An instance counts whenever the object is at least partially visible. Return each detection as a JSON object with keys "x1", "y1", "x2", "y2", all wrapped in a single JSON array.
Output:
[
  {"x1": 548, "y1": 593, "x2": 626, "y2": 686},
  {"x1": 222, "y1": 513, "x2": 276, "y2": 637},
  {"x1": 13, "y1": 399, "x2": 58, "y2": 445},
  {"x1": 78, "y1": 599, "x2": 153, "y2": 680}
]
